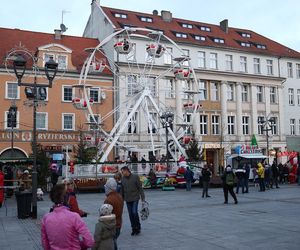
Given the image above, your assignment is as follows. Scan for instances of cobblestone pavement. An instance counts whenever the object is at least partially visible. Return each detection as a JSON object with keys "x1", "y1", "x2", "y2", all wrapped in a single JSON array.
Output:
[{"x1": 1, "y1": 184, "x2": 300, "y2": 250}]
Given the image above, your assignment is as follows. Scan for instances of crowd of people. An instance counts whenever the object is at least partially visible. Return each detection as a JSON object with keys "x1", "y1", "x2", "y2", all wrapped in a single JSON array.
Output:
[{"x1": 41, "y1": 165, "x2": 145, "y2": 250}]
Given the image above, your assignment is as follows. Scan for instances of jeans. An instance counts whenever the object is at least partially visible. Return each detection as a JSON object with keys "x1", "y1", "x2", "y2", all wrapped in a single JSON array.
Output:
[
  {"x1": 126, "y1": 200, "x2": 141, "y2": 232},
  {"x1": 244, "y1": 178, "x2": 249, "y2": 192},
  {"x1": 186, "y1": 180, "x2": 192, "y2": 191},
  {"x1": 202, "y1": 181, "x2": 209, "y2": 197},
  {"x1": 223, "y1": 184, "x2": 237, "y2": 203},
  {"x1": 114, "y1": 227, "x2": 121, "y2": 250},
  {"x1": 236, "y1": 178, "x2": 244, "y2": 193},
  {"x1": 259, "y1": 178, "x2": 265, "y2": 191}
]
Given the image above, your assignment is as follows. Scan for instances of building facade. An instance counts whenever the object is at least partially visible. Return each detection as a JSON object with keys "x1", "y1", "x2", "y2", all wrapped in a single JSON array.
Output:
[
  {"x1": 0, "y1": 28, "x2": 113, "y2": 162},
  {"x1": 83, "y1": 2, "x2": 300, "y2": 173}
]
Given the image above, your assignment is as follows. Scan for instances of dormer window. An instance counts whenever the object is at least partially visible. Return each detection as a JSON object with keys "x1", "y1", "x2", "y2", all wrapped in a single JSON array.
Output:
[
  {"x1": 213, "y1": 38, "x2": 225, "y2": 44},
  {"x1": 140, "y1": 16, "x2": 153, "y2": 23},
  {"x1": 44, "y1": 53, "x2": 67, "y2": 70},
  {"x1": 240, "y1": 42, "x2": 251, "y2": 47},
  {"x1": 114, "y1": 13, "x2": 127, "y2": 19},
  {"x1": 199, "y1": 26, "x2": 211, "y2": 32},
  {"x1": 241, "y1": 32, "x2": 251, "y2": 38},
  {"x1": 175, "y1": 32, "x2": 188, "y2": 38},
  {"x1": 182, "y1": 23, "x2": 193, "y2": 29},
  {"x1": 256, "y1": 44, "x2": 266, "y2": 49},
  {"x1": 147, "y1": 27, "x2": 164, "y2": 34},
  {"x1": 195, "y1": 35, "x2": 206, "y2": 41}
]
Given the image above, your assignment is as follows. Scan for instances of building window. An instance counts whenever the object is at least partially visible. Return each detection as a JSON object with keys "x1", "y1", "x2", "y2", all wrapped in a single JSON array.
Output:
[
  {"x1": 5, "y1": 82, "x2": 20, "y2": 99},
  {"x1": 253, "y1": 58, "x2": 261, "y2": 74},
  {"x1": 45, "y1": 53, "x2": 67, "y2": 70},
  {"x1": 288, "y1": 88, "x2": 294, "y2": 105},
  {"x1": 175, "y1": 32, "x2": 188, "y2": 38},
  {"x1": 227, "y1": 116, "x2": 235, "y2": 135},
  {"x1": 256, "y1": 44, "x2": 266, "y2": 49},
  {"x1": 211, "y1": 115, "x2": 220, "y2": 135},
  {"x1": 297, "y1": 89, "x2": 300, "y2": 105},
  {"x1": 164, "y1": 47, "x2": 172, "y2": 64},
  {"x1": 242, "y1": 84, "x2": 249, "y2": 102},
  {"x1": 199, "y1": 80, "x2": 207, "y2": 100},
  {"x1": 240, "y1": 56, "x2": 247, "y2": 72},
  {"x1": 128, "y1": 112, "x2": 138, "y2": 134},
  {"x1": 270, "y1": 87, "x2": 277, "y2": 104},
  {"x1": 257, "y1": 86, "x2": 264, "y2": 103},
  {"x1": 182, "y1": 23, "x2": 193, "y2": 29},
  {"x1": 257, "y1": 116, "x2": 264, "y2": 135},
  {"x1": 242, "y1": 116, "x2": 250, "y2": 135},
  {"x1": 148, "y1": 112, "x2": 158, "y2": 134},
  {"x1": 240, "y1": 42, "x2": 251, "y2": 47},
  {"x1": 182, "y1": 81, "x2": 192, "y2": 99},
  {"x1": 197, "y1": 51, "x2": 206, "y2": 68},
  {"x1": 210, "y1": 53, "x2": 218, "y2": 69},
  {"x1": 127, "y1": 75, "x2": 138, "y2": 96},
  {"x1": 147, "y1": 77, "x2": 157, "y2": 96},
  {"x1": 200, "y1": 115, "x2": 208, "y2": 135},
  {"x1": 210, "y1": 82, "x2": 219, "y2": 101},
  {"x1": 225, "y1": 54, "x2": 233, "y2": 71},
  {"x1": 88, "y1": 114, "x2": 100, "y2": 130},
  {"x1": 290, "y1": 119, "x2": 295, "y2": 135},
  {"x1": 296, "y1": 64, "x2": 300, "y2": 78},
  {"x1": 5, "y1": 110, "x2": 19, "y2": 129},
  {"x1": 195, "y1": 35, "x2": 206, "y2": 41},
  {"x1": 199, "y1": 26, "x2": 211, "y2": 32},
  {"x1": 140, "y1": 16, "x2": 152, "y2": 22},
  {"x1": 165, "y1": 79, "x2": 175, "y2": 98},
  {"x1": 62, "y1": 86, "x2": 73, "y2": 102},
  {"x1": 271, "y1": 117, "x2": 278, "y2": 135},
  {"x1": 114, "y1": 13, "x2": 127, "y2": 18},
  {"x1": 36, "y1": 112, "x2": 48, "y2": 130},
  {"x1": 89, "y1": 88, "x2": 100, "y2": 103},
  {"x1": 287, "y1": 62, "x2": 293, "y2": 78},
  {"x1": 213, "y1": 38, "x2": 225, "y2": 44},
  {"x1": 62, "y1": 113, "x2": 75, "y2": 131},
  {"x1": 241, "y1": 32, "x2": 251, "y2": 38},
  {"x1": 227, "y1": 83, "x2": 234, "y2": 101},
  {"x1": 182, "y1": 49, "x2": 189, "y2": 66},
  {"x1": 267, "y1": 59, "x2": 273, "y2": 75},
  {"x1": 183, "y1": 114, "x2": 192, "y2": 134}
]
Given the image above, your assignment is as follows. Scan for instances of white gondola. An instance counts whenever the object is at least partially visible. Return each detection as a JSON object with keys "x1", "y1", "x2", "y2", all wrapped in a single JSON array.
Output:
[
  {"x1": 183, "y1": 103, "x2": 202, "y2": 113},
  {"x1": 114, "y1": 39, "x2": 133, "y2": 54},
  {"x1": 90, "y1": 61, "x2": 106, "y2": 73},
  {"x1": 174, "y1": 68, "x2": 193, "y2": 80},
  {"x1": 146, "y1": 44, "x2": 166, "y2": 58},
  {"x1": 72, "y1": 98, "x2": 94, "y2": 110}
]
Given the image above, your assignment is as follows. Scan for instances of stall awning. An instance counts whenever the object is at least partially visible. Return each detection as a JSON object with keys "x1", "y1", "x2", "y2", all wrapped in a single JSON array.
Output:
[{"x1": 238, "y1": 154, "x2": 267, "y2": 159}]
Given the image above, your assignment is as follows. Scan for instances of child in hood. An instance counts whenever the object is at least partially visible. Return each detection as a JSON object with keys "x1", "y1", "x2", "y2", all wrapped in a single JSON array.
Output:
[{"x1": 92, "y1": 204, "x2": 116, "y2": 250}]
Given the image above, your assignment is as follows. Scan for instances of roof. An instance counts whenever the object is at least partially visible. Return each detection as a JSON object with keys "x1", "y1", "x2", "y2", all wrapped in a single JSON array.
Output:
[
  {"x1": 102, "y1": 6, "x2": 300, "y2": 59},
  {"x1": 0, "y1": 27, "x2": 112, "y2": 75}
]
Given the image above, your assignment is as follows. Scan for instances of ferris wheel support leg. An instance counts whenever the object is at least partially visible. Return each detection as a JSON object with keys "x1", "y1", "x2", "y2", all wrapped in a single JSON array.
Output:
[{"x1": 99, "y1": 91, "x2": 148, "y2": 162}]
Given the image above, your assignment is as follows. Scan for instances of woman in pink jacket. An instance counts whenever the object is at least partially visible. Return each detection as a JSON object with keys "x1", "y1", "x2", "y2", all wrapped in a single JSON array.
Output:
[{"x1": 41, "y1": 184, "x2": 94, "y2": 250}]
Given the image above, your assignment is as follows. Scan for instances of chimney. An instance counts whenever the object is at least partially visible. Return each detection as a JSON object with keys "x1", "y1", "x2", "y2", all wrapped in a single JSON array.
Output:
[
  {"x1": 153, "y1": 10, "x2": 158, "y2": 16},
  {"x1": 220, "y1": 19, "x2": 228, "y2": 33},
  {"x1": 54, "y1": 29, "x2": 62, "y2": 40},
  {"x1": 161, "y1": 10, "x2": 172, "y2": 22}
]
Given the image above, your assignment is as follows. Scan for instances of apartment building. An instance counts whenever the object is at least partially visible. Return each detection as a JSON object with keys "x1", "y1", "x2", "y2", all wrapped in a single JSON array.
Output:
[
  {"x1": 0, "y1": 28, "x2": 113, "y2": 161},
  {"x1": 83, "y1": 2, "x2": 300, "y2": 172}
]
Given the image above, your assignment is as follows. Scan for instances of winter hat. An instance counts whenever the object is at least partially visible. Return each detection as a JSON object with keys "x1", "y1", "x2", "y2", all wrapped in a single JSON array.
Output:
[
  {"x1": 226, "y1": 166, "x2": 232, "y2": 172},
  {"x1": 99, "y1": 204, "x2": 113, "y2": 216},
  {"x1": 24, "y1": 170, "x2": 29, "y2": 174},
  {"x1": 104, "y1": 178, "x2": 117, "y2": 191}
]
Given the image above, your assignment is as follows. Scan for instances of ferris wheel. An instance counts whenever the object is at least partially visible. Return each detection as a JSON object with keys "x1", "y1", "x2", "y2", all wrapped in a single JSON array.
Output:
[{"x1": 73, "y1": 27, "x2": 202, "y2": 162}]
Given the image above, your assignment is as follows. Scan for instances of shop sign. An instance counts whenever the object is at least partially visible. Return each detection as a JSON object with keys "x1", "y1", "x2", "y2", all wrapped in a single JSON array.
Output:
[
  {"x1": 236, "y1": 144, "x2": 262, "y2": 154},
  {"x1": 204, "y1": 143, "x2": 221, "y2": 149}
]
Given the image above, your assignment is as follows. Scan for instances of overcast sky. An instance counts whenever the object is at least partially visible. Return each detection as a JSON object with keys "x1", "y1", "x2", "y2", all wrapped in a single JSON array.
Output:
[{"x1": 1, "y1": 0, "x2": 300, "y2": 51}]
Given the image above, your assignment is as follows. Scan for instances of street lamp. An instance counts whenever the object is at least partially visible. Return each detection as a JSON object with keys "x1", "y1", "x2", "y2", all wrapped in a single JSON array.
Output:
[
  {"x1": 160, "y1": 111, "x2": 174, "y2": 172},
  {"x1": 258, "y1": 117, "x2": 275, "y2": 164},
  {"x1": 13, "y1": 54, "x2": 58, "y2": 219}
]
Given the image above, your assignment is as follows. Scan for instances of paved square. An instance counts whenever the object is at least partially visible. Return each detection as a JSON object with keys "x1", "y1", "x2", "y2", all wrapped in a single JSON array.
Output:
[{"x1": 1, "y1": 184, "x2": 300, "y2": 250}]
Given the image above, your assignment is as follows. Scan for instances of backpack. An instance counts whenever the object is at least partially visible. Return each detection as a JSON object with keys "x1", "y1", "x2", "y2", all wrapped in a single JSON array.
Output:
[{"x1": 226, "y1": 173, "x2": 234, "y2": 186}]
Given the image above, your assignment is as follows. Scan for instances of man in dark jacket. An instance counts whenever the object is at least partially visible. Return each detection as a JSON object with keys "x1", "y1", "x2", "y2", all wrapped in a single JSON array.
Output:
[
  {"x1": 121, "y1": 165, "x2": 145, "y2": 236},
  {"x1": 201, "y1": 165, "x2": 211, "y2": 198},
  {"x1": 271, "y1": 161, "x2": 280, "y2": 188},
  {"x1": 222, "y1": 166, "x2": 238, "y2": 204},
  {"x1": 184, "y1": 167, "x2": 194, "y2": 191},
  {"x1": 235, "y1": 165, "x2": 245, "y2": 194}
]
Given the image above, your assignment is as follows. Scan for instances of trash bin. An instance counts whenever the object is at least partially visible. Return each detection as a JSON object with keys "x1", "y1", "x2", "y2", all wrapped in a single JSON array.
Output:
[{"x1": 15, "y1": 191, "x2": 32, "y2": 219}]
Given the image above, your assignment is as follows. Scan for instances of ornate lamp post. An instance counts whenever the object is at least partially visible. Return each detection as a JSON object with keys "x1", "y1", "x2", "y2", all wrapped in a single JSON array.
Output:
[
  {"x1": 160, "y1": 111, "x2": 174, "y2": 172},
  {"x1": 258, "y1": 117, "x2": 275, "y2": 165},
  {"x1": 12, "y1": 53, "x2": 58, "y2": 219}
]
